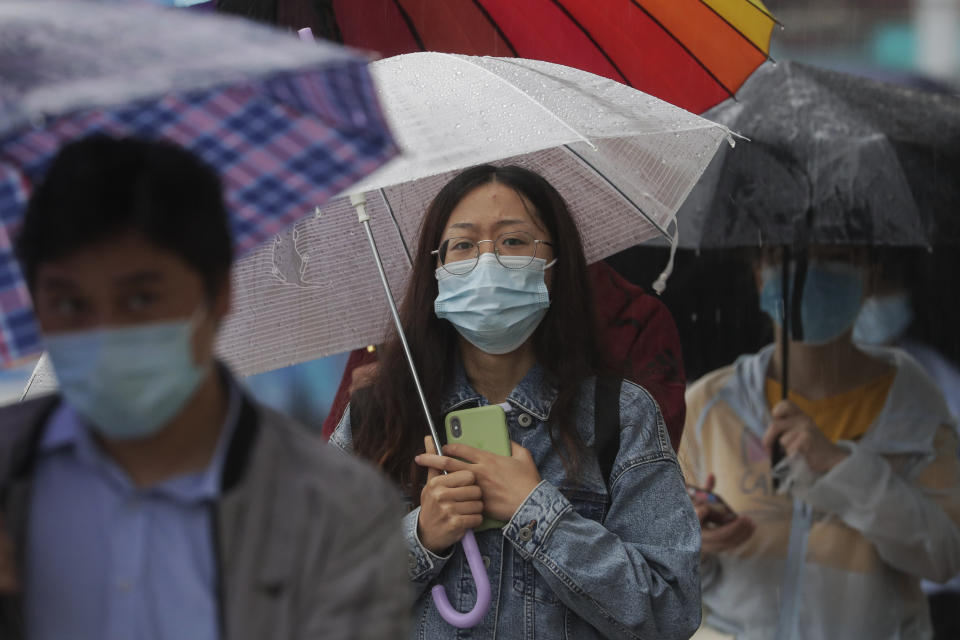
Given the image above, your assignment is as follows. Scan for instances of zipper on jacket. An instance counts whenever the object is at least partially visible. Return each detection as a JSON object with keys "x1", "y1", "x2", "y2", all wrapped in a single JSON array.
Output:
[
  {"x1": 775, "y1": 499, "x2": 814, "y2": 640},
  {"x1": 210, "y1": 505, "x2": 227, "y2": 637},
  {"x1": 210, "y1": 389, "x2": 261, "y2": 638}
]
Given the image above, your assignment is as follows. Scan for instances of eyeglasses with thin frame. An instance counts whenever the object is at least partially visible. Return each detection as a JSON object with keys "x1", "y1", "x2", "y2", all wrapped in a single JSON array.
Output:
[{"x1": 431, "y1": 230, "x2": 554, "y2": 276}]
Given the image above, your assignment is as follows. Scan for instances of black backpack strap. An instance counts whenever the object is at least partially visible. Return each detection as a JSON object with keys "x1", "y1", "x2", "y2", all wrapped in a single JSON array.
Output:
[{"x1": 594, "y1": 376, "x2": 623, "y2": 490}]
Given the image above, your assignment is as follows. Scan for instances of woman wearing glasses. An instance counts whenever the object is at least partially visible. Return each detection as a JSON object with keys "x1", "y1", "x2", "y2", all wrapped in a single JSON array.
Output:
[{"x1": 331, "y1": 165, "x2": 700, "y2": 639}]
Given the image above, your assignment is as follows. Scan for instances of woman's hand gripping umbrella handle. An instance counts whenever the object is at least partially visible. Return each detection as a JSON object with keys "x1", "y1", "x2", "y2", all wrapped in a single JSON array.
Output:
[
  {"x1": 422, "y1": 435, "x2": 491, "y2": 628},
  {"x1": 346, "y1": 191, "x2": 492, "y2": 627}
]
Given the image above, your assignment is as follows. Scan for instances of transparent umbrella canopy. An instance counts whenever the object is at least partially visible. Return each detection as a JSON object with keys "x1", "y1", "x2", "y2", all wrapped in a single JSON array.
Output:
[{"x1": 218, "y1": 52, "x2": 733, "y2": 378}]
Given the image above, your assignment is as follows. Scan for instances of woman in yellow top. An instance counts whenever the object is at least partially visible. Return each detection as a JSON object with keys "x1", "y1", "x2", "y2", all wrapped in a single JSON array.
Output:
[{"x1": 679, "y1": 246, "x2": 960, "y2": 640}]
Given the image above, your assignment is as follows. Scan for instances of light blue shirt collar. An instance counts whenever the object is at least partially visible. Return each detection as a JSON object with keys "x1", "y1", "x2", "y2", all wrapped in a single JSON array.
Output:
[{"x1": 40, "y1": 374, "x2": 242, "y2": 503}]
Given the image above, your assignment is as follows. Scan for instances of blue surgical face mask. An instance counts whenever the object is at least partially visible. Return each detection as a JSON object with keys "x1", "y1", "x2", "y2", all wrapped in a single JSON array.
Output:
[
  {"x1": 853, "y1": 292, "x2": 913, "y2": 345},
  {"x1": 44, "y1": 312, "x2": 210, "y2": 440},
  {"x1": 435, "y1": 253, "x2": 555, "y2": 355},
  {"x1": 759, "y1": 260, "x2": 864, "y2": 346}
]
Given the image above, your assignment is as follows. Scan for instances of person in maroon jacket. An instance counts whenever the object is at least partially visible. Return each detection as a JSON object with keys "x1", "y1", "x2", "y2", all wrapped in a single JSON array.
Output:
[{"x1": 321, "y1": 260, "x2": 687, "y2": 451}]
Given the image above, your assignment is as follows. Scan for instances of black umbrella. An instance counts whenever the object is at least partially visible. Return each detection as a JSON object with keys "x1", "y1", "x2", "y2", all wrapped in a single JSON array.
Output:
[
  {"x1": 676, "y1": 61, "x2": 960, "y2": 477},
  {"x1": 680, "y1": 60, "x2": 960, "y2": 249}
]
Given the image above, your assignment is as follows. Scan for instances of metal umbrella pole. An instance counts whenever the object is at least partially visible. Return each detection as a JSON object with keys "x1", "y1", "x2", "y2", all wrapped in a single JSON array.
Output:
[
  {"x1": 771, "y1": 246, "x2": 790, "y2": 488},
  {"x1": 350, "y1": 194, "x2": 492, "y2": 628},
  {"x1": 772, "y1": 225, "x2": 808, "y2": 489}
]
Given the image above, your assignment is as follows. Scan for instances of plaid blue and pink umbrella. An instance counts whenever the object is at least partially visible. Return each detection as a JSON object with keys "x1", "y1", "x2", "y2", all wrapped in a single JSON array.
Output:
[{"x1": 0, "y1": 0, "x2": 397, "y2": 366}]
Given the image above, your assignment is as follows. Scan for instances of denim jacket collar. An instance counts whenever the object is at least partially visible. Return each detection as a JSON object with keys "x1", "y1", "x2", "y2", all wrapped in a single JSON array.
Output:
[{"x1": 439, "y1": 360, "x2": 559, "y2": 421}]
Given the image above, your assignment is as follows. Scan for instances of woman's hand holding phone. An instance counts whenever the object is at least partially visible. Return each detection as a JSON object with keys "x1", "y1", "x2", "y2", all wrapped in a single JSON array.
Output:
[
  {"x1": 416, "y1": 438, "x2": 541, "y2": 524},
  {"x1": 417, "y1": 437, "x2": 485, "y2": 555},
  {"x1": 442, "y1": 440, "x2": 541, "y2": 522},
  {"x1": 689, "y1": 474, "x2": 756, "y2": 556}
]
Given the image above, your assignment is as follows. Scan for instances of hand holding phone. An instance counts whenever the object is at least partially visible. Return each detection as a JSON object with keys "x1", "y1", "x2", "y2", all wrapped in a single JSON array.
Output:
[
  {"x1": 416, "y1": 405, "x2": 541, "y2": 527},
  {"x1": 686, "y1": 483, "x2": 737, "y2": 527},
  {"x1": 686, "y1": 475, "x2": 755, "y2": 554},
  {"x1": 445, "y1": 405, "x2": 512, "y2": 531}
]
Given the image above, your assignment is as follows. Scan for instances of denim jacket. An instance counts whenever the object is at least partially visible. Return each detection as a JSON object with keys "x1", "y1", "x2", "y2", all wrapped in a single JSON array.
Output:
[{"x1": 331, "y1": 364, "x2": 701, "y2": 640}]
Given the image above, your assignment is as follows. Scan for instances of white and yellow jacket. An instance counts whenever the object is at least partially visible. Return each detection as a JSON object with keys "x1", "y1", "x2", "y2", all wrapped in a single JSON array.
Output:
[{"x1": 680, "y1": 345, "x2": 960, "y2": 640}]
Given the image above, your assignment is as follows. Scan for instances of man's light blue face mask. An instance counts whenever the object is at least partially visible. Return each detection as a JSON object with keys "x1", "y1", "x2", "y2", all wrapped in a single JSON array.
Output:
[
  {"x1": 759, "y1": 260, "x2": 865, "y2": 346},
  {"x1": 434, "y1": 253, "x2": 556, "y2": 355},
  {"x1": 44, "y1": 311, "x2": 210, "y2": 440}
]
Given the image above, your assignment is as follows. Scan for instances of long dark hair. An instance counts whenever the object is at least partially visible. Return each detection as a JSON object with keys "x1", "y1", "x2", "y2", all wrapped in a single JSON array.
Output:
[{"x1": 352, "y1": 165, "x2": 602, "y2": 500}]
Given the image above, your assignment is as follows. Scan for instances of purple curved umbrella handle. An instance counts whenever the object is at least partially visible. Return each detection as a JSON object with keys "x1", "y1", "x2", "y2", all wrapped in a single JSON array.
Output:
[{"x1": 431, "y1": 530, "x2": 491, "y2": 628}]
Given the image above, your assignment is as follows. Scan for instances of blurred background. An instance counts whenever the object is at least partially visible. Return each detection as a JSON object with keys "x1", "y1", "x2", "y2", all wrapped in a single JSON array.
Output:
[{"x1": 770, "y1": 0, "x2": 959, "y2": 88}]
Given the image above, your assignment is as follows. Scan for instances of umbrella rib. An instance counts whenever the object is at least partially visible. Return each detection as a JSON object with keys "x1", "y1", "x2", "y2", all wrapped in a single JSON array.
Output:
[
  {"x1": 391, "y1": 0, "x2": 427, "y2": 51},
  {"x1": 696, "y1": 0, "x2": 775, "y2": 59},
  {"x1": 379, "y1": 187, "x2": 414, "y2": 268},
  {"x1": 19, "y1": 354, "x2": 46, "y2": 402},
  {"x1": 469, "y1": 0, "x2": 520, "y2": 57},
  {"x1": 441, "y1": 54, "x2": 597, "y2": 150},
  {"x1": 561, "y1": 143, "x2": 672, "y2": 241},
  {"x1": 732, "y1": 0, "x2": 783, "y2": 26},
  {"x1": 627, "y1": 0, "x2": 738, "y2": 100},
  {"x1": 548, "y1": 0, "x2": 632, "y2": 87}
]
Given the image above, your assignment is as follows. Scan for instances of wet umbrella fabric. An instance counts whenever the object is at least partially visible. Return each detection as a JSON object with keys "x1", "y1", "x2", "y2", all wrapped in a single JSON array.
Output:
[
  {"x1": 676, "y1": 60, "x2": 960, "y2": 250},
  {"x1": 321, "y1": 0, "x2": 775, "y2": 115},
  {"x1": 0, "y1": 0, "x2": 397, "y2": 366},
  {"x1": 214, "y1": 52, "x2": 731, "y2": 378}
]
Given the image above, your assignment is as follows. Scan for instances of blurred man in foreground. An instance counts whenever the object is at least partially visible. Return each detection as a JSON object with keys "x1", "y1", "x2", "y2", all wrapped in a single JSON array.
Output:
[{"x1": 0, "y1": 136, "x2": 408, "y2": 639}]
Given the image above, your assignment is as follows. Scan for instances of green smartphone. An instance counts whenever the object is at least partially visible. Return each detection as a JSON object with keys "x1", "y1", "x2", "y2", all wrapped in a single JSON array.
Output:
[{"x1": 444, "y1": 404, "x2": 511, "y2": 532}]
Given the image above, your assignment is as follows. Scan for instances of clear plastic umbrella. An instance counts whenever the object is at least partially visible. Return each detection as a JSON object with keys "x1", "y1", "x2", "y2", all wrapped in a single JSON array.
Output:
[{"x1": 219, "y1": 52, "x2": 732, "y2": 377}]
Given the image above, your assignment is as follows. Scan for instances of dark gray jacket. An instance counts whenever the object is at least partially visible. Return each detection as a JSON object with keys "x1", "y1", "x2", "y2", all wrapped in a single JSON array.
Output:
[{"x1": 0, "y1": 393, "x2": 410, "y2": 639}]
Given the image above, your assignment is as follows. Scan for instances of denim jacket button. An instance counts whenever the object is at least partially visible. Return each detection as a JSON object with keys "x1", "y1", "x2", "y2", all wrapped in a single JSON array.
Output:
[
  {"x1": 518, "y1": 526, "x2": 533, "y2": 542},
  {"x1": 482, "y1": 555, "x2": 491, "y2": 569},
  {"x1": 517, "y1": 413, "x2": 533, "y2": 427}
]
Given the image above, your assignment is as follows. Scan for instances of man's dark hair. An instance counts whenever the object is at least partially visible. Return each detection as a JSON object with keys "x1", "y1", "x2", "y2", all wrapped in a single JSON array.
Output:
[{"x1": 16, "y1": 136, "x2": 233, "y2": 296}]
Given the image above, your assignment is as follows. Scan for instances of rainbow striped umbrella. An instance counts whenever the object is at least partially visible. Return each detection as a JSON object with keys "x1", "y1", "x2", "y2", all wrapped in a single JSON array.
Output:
[{"x1": 327, "y1": 0, "x2": 777, "y2": 114}]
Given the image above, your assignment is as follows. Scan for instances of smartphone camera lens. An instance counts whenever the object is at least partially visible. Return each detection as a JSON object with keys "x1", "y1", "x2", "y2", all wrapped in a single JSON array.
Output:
[{"x1": 450, "y1": 417, "x2": 462, "y2": 438}]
